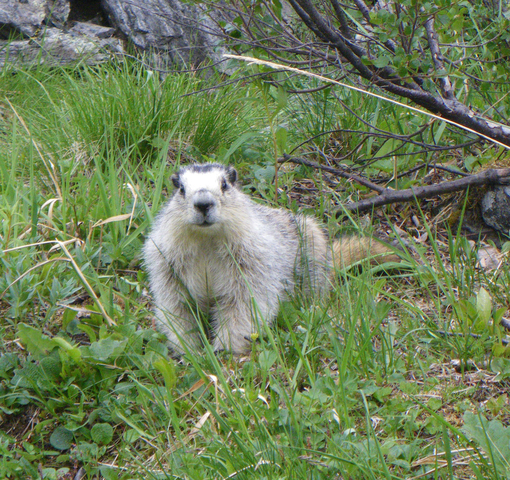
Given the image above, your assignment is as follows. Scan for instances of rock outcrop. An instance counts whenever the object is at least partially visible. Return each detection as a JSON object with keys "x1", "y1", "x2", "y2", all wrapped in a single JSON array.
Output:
[
  {"x1": 481, "y1": 186, "x2": 510, "y2": 237},
  {"x1": 0, "y1": 0, "x2": 228, "y2": 71}
]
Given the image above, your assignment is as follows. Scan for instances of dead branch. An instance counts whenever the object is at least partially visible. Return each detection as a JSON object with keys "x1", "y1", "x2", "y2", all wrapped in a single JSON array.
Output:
[
  {"x1": 339, "y1": 168, "x2": 510, "y2": 214},
  {"x1": 424, "y1": 15, "x2": 454, "y2": 100},
  {"x1": 280, "y1": 154, "x2": 510, "y2": 215}
]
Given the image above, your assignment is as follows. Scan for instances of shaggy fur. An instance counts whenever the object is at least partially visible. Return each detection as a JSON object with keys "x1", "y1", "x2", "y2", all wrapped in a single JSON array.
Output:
[{"x1": 144, "y1": 163, "x2": 396, "y2": 354}]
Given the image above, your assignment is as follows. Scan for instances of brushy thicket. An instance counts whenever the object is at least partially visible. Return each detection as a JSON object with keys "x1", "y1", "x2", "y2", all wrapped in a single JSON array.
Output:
[{"x1": 0, "y1": 53, "x2": 509, "y2": 480}]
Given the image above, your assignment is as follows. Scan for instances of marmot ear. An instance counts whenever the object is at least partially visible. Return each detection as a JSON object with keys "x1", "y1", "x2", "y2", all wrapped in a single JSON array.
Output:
[
  {"x1": 171, "y1": 174, "x2": 180, "y2": 189},
  {"x1": 226, "y1": 166, "x2": 238, "y2": 185}
]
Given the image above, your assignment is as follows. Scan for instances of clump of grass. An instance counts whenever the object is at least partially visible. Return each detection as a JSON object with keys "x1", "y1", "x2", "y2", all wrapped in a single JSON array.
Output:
[{"x1": 0, "y1": 59, "x2": 264, "y2": 171}]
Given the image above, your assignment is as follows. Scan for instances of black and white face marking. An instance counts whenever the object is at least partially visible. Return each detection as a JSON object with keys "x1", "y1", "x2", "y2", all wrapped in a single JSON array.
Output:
[{"x1": 172, "y1": 164, "x2": 238, "y2": 228}]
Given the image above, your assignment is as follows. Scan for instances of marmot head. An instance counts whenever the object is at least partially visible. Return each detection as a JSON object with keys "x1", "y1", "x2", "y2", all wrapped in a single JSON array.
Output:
[{"x1": 171, "y1": 163, "x2": 238, "y2": 230}]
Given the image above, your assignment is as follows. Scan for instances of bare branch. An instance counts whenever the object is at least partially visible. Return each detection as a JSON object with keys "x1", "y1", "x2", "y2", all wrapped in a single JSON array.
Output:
[
  {"x1": 501, "y1": 317, "x2": 510, "y2": 332},
  {"x1": 279, "y1": 155, "x2": 510, "y2": 215},
  {"x1": 330, "y1": 0, "x2": 352, "y2": 38},
  {"x1": 280, "y1": 154, "x2": 387, "y2": 193},
  {"x1": 339, "y1": 168, "x2": 510, "y2": 214},
  {"x1": 424, "y1": 15, "x2": 455, "y2": 100},
  {"x1": 351, "y1": 0, "x2": 371, "y2": 23},
  {"x1": 213, "y1": 0, "x2": 510, "y2": 148}
]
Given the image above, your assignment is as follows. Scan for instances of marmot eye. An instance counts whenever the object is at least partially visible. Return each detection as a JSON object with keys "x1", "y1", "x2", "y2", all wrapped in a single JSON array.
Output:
[{"x1": 221, "y1": 178, "x2": 228, "y2": 191}]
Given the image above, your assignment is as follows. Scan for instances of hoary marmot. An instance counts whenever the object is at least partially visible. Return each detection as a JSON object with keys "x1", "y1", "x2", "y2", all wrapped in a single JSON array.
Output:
[{"x1": 144, "y1": 163, "x2": 396, "y2": 354}]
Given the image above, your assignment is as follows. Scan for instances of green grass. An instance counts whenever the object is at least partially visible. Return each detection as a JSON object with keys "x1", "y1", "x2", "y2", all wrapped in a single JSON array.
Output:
[{"x1": 0, "y1": 59, "x2": 510, "y2": 480}]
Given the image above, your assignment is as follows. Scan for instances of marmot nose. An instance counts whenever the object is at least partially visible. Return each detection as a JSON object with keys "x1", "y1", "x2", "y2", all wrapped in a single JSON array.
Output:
[{"x1": 194, "y1": 199, "x2": 213, "y2": 215}]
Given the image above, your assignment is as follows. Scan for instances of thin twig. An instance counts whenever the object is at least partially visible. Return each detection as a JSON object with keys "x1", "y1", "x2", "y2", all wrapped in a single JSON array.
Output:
[
  {"x1": 280, "y1": 154, "x2": 387, "y2": 193},
  {"x1": 394, "y1": 163, "x2": 470, "y2": 180},
  {"x1": 434, "y1": 330, "x2": 509, "y2": 346}
]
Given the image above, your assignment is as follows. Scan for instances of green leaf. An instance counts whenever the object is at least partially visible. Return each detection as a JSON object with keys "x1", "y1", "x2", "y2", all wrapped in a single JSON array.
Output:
[
  {"x1": 123, "y1": 429, "x2": 141, "y2": 444},
  {"x1": 276, "y1": 86, "x2": 287, "y2": 110},
  {"x1": 221, "y1": 132, "x2": 258, "y2": 163},
  {"x1": 17, "y1": 324, "x2": 57, "y2": 358},
  {"x1": 145, "y1": 339, "x2": 168, "y2": 357},
  {"x1": 91, "y1": 423, "x2": 114, "y2": 445},
  {"x1": 11, "y1": 362, "x2": 40, "y2": 389},
  {"x1": 493, "y1": 343, "x2": 508, "y2": 358},
  {"x1": 271, "y1": 0, "x2": 283, "y2": 19},
  {"x1": 361, "y1": 55, "x2": 373, "y2": 66},
  {"x1": 462, "y1": 412, "x2": 510, "y2": 475},
  {"x1": 464, "y1": 155, "x2": 479, "y2": 171},
  {"x1": 372, "y1": 56, "x2": 390, "y2": 68},
  {"x1": 433, "y1": 121, "x2": 447, "y2": 144},
  {"x1": 427, "y1": 397, "x2": 443, "y2": 411},
  {"x1": 154, "y1": 357, "x2": 176, "y2": 394},
  {"x1": 372, "y1": 158, "x2": 394, "y2": 174},
  {"x1": 50, "y1": 427, "x2": 73, "y2": 451},
  {"x1": 258, "y1": 350, "x2": 278, "y2": 371},
  {"x1": 77, "y1": 323, "x2": 97, "y2": 343},
  {"x1": 486, "y1": 394, "x2": 508, "y2": 416},
  {"x1": 490, "y1": 357, "x2": 510, "y2": 380},
  {"x1": 275, "y1": 127, "x2": 287, "y2": 155},
  {"x1": 100, "y1": 466, "x2": 118, "y2": 480},
  {"x1": 72, "y1": 442, "x2": 102, "y2": 462},
  {"x1": 359, "y1": 381, "x2": 379, "y2": 396},
  {"x1": 253, "y1": 166, "x2": 275, "y2": 183},
  {"x1": 148, "y1": 136, "x2": 168, "y2": 149},
  {"x1": 476, "y1": 288, "x2": 492, "y2": 325},
  {"x1": 62, "y1": 308, "x2": 77, "y2": 331},
  {"x1": 373, "y1": 386, "x2": 393, "y2": 402},
  {"x1": 52, "y1": 337, "x2": 82, "y2": 363},
  {"x1": 0, "y1": 353, "x2": 19, "y2": 379},
  {"x1": 39, "y1": 355, "x2": 62, "y2": 382},
  {"x1": 88, "y1": 337, "x2": 127, "y2": 362},
  {"x1": 376, "y1": 139, "x2": 397, "y2": 159}
]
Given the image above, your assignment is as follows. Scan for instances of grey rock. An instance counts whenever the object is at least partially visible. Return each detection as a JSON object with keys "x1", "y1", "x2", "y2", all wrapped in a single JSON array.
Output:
[
  {"x1": 0, "y1": 0, "x2": 231, "y2": 73},
  {"x1": 47, "y1": 0, "x2": 71, "y2": 29},
  {"x1": 69, "y1": 21, "x2": 116, "y2": 39},
  {"x1": 100, "y1": 0, "x2": 231, "y2": 72},
  {"x1": 481, "y1": 186, "x2": 510, "y2": 236},
  {"x1": 0, "y1": 0, "x2": 70, "y2": 38},
  {"x1": 0, "y1": 27, "x2": 122, "y2": 68}
]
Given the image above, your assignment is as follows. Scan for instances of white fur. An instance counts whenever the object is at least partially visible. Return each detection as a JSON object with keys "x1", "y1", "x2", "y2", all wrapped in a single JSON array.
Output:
[
  {"x1": 144, "y1": 164, "x2": 398, "y2": 355},
  {"x1": 180, "y1": 169, "x2": 225, "y2": 197},
  {"x1": 143, "y1": 164, "x2": 330, "y2": 354}
]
